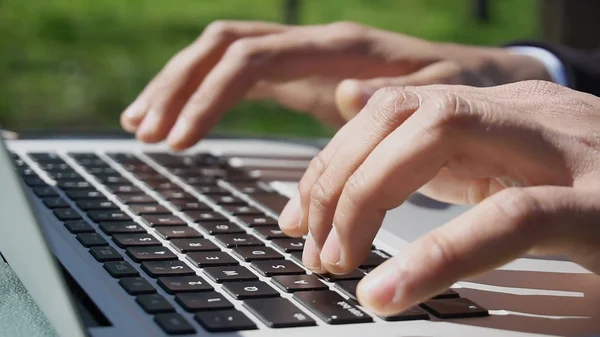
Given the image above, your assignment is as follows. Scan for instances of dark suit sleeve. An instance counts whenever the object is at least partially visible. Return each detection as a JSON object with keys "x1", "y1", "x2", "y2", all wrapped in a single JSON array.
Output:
[{"x1": 508, "y1": 41, "x2": 600, "y2": 97}]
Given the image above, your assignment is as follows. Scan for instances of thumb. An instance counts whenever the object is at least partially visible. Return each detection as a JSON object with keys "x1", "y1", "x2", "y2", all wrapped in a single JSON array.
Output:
[{"x1": 335, "y1": 61, "x2": 484, "y2": 121}]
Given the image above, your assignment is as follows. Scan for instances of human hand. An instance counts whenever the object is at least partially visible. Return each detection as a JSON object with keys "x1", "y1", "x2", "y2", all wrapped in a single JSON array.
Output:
[
  {"x1": 278, "y1": 80, "x2": 600, "y2": 316},
  {"x1": 120, "y1": 20, "x2": 551, "y2": 150}
]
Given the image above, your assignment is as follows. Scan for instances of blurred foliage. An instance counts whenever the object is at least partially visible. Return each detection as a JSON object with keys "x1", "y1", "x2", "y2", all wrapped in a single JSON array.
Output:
[{"x1": 0, "y1": 0, "x2": 539, "y2": 137}]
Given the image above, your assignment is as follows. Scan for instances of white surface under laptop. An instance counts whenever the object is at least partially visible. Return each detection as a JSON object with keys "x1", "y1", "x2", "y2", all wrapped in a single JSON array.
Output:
[{"x1": 2, "y1": 137, "x2": 600, "y2": 337}]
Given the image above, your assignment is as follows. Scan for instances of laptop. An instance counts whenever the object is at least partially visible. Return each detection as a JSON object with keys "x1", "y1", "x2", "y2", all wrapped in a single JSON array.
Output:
[{"x1": 1, "y1": 134, "x2": 599, "y2": 337}]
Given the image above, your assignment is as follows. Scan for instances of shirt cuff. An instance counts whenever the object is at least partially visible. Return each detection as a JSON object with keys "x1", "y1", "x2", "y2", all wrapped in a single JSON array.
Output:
[{"x1": 507, "y1": 46, "x2": 569, "y2": 87}]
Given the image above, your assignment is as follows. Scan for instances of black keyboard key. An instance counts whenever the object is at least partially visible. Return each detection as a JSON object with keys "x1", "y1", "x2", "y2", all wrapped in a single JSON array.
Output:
[
  {"x1": 229, "y1": 181, "x2": 274, "y2": 194},
  {"x1": 63, "y1": 220, "x2": 95, "y2": 233},
  {"x1": 186, "y1": 251, "x2": 238, "y2": 267},
  {"x1": 113, "y1": 233, "x2": 161, "y2": 247},
  {"x1": 251, "y1": 260, "x2": 305, "y2": 277},
  {"x1": 142, "y1": 215, "x2": 186, "y2": 227},
  {"x1": 231, "y1": 246, "x2": 284, "y2": 262},
  {"x1": 24, "y1": 176, "x2": 49, "y2": 187},
  {"x1": 87, "y1": 210, "x2": 131, "y2": 222},
  {"x1": 222, "y1": 281, "x2": 279, "y2": 300},
  {"x1": 214, "y1": 234, "x2": 264, "y2": 248},
  {"x1": 76, "y1": 199, "x2": 118, "y2": 211},
  {"x1": 433, "y1": 289, "x2": 460, "y2": 299},
  {"x1": 89, "y1": 246, "x2": 123, "y2": 262},
  {"x1": 119, "y1": 277, "x2": 156, "y2": 295},
  {"x1": 195, "y1": 310, "x2": 257, "y2": 332},
  {"x1": 96, "y1": 175, "x2": 129, "y2": 184},
  {"x1": 294, "y1": 291, "x2": 372, "y2": 324},
  {"x1": 207, "y1": 195, "x2": 246, "y2": 206},
  {"x1": 32, "y1": 186, "x2": 58, "y2": 198},
  {"x1": 334, "y1": 280, "x2": 359, "y2": 300},
  {"x1": 104, "y1": 261, "x2": 139, "y2": 278},
  {"x1": 318, "y1": 270, "x2": 364, "y2": 282},
  {"x1": 170, "y1": 238, "x2": 220, "y2": 253},
  {"x1": 272, "y1": 275, "x2": 327, "y2": 292},
  {"x1": 129, "y1": 204, "x2": 170, "y2": 215},
  {"x1": 126, "y1": 246, "x2": 177, "y2": 262},
  {"x1": 237, "y1": 215, "x2": 278, "y2": 227},
  {"x1": 66, "y1": 189, "x2": 104, "y2": 200},
  {"x1": 251, "y1": 193, "x2": 289, "y2": 215},
  {"x1": 159, "y1": 189, "x2": 194, "y2": 200},
  {"x1": 98, "y1": 221, "x2": 146, "y2": 234},
  {"x1": 197, "y1": 222, "x2": 244, "y2": 235},
  {"x1": 141, "y1": 260, "x2": 195, "y2": 278},
  {"x1": 57, "y1": 180, "x2": 92, "y2": 189},
  {"x1": 192, "y1": 185, "x2": 229, "y2": 195},
  {"x1": 382, "y1": 306, "x2": 430, "y2": 321},
  {"x1": 28, "y1": 152, "x2": 61, "y2": 162},
  {"x1": 145, "y1": 180, "x2": 177, "y2": 190},
  {"x1": 203, "y1": 266, "x2": 259, "y2": 283},
  {"x1": 359, "y1": 250, "x2": 390, "y2": 268},
  {"x1": 117, "y1": 194, "x2": 155, "y2": 204},
  {"x1": 254, "y1": 226, "x2": 289, "y2": 239},
  {"x1": 155, "y1": 226, "x2": 202, "y2": 240},
  {"x1": 181, "y1": 176, "x2": 216, "y2": 185},
  {"x1": 185, "y1": 211, "x2": 227, "y2": 223},
  {"x1": 154, "y1": 313, "x2": 196, "y2": 335},
  {"x1": 272, "y1": 238, "x2": 305, "y2": 252},
  {"x1": 421, "y1": 298, "x2": 489, "y2": 318},
  {"x1": 175, "y1": 292, "x2": 233, "y2": 312},
  {"x1": 169, "y1": 200, "x2": 211, "y2": 211},
  {"x1": 221, "y1": 205, "x2": 263, "y2": 216},
  {"x1": 289, "y1": 251, "x2": 303, "y2": 264},
  {"x1": 244, "y1": 297, "x2": 315, "y2": 328},
  {"x1": 136, "y1": 294, "x2": 174, "y2": 313},
  {"x1": 76, "y1": 233, "x2": 107, "y2": 247},
  {"x1": 158, "y1": 276, "x2": 213, "y2": 294},
  {"x1": 38, "y1": 162, "x2": 71, "y2": 172},
  {"x1": 54, "y1": 208, "x2": 83, "y2": 221},
  {"x1": 48, "y1": 171, "x2": 81, "y2": 180},
  {"x1": 87, "y1": 167, "x2": 117, "y2": 176},
  {"x1": 105, "y1": 184, "x2": 141, "y2": 194},
  {"x1": 42, "y1": 197, "x2": 69, "y2": 209}
]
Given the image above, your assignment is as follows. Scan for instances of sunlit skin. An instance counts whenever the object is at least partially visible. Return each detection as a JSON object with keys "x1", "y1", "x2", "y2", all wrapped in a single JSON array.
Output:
[{"x1": 119, "y1": 21, "x2": 600, "y2": 317}]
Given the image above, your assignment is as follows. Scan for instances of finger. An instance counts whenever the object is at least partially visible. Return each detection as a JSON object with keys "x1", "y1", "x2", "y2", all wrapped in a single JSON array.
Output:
[
  {"x1": 357, "y1": 186, "x2": 600, "y2": 316},
  {"x1": 301, "y1": 88, "x2": 421, "y2": 273},
  {"x1": 165, "y1": 22, "x2": 412, "y2": 150},
  {"x1": 335, "y1": 61, "x2": 484, "y2": 121},
  {"x1": 120, "y1": 21, "x2": 286, "y2": 140},
  {"x1": 323, "y1": 87, "x2": 573, "y2": 274}
]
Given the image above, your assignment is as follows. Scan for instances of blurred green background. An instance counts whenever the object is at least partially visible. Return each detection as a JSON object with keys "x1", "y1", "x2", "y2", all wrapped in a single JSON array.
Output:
[{"x1": 0, "y1": 0, "x2": 539, "y2": 138}]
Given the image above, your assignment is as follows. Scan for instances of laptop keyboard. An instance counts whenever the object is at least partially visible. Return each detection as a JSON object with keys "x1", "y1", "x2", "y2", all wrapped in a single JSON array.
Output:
[{"x1": 10, "y1": 150, "x2": 489, "y2": 334}]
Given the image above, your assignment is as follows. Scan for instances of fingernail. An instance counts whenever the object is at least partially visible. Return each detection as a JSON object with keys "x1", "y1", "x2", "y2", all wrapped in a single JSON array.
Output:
[
  {"x1": 358, "y1": 264, "x2": 402, "y2": 312},
  {"x1": 137, "y1": 108, "x2": 161, "y2": 139},
  {"x1": 320, "y1": 227, "x2": 342, "y2": 269},
  {"x1": 302, "y1": 233, "x2": 324, "y2": 273},
  {"x1": 166, "y1": 117, "x2": 190, "y2": 148},
  {"x1": 123, "y1": 99, "x2": 147, "y2": 121},
  {"x1": 279, "y1": 190, "x2": 301, "y2": 230}
]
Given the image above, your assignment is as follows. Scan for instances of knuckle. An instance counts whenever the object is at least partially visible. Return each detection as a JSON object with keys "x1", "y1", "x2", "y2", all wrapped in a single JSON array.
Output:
[
  {"x1": 310, "y1": 173, "x2": 336, "y2": 212},
  {"x1": 489, "y1": 187, "x2": 544, "y2": 232},
  {"x1": 513, "y1": 80, "x2": 564, "y2": 97},
  {"x1": 225, "y1": 38, "x2": 266, "y2": 65},
  {"x1": 424, "y1": 92, "x2": 480, "y2": 135},
  {"x1": 327, "y1": 21, "x2": 365, "y2": 35},
  {"x1": 203, "y1": 20, "x2": 235, "y2": 41},
  {"x1": 420, "y1": 232, "x2": 458, "y2": 269},
  {"x1": 342, "y1": 168, "x2": 368, "y2": 208},
  {"x1": 365, "y1": 87, "x2": 408, "y2": 129},
  {"x1": 298, "y1": 151, "x2": 329, "y2": 200}
]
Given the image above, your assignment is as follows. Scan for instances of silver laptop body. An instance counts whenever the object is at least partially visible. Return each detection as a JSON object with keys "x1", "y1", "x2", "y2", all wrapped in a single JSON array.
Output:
[{"x1": 1, "y1": 136, "x2": 598, "y2": 337}]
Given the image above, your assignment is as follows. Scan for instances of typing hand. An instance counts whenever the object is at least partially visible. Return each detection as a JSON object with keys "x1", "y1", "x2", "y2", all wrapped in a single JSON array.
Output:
[
  {"x1": 278, "y1": 80, "x2": 600, "y2": 316},
  {"x1": 120, "y1": 20, "x2": 550, "y2": 150}
]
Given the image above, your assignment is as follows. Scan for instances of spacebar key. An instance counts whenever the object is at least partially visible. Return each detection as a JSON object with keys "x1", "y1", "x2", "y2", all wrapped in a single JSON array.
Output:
[
  {"x1": 244, "y1": 298, "x2": 316, "y2": 328},
  {"x1": 294, "y1": 291, "x2": 373, "y2": 324}
]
